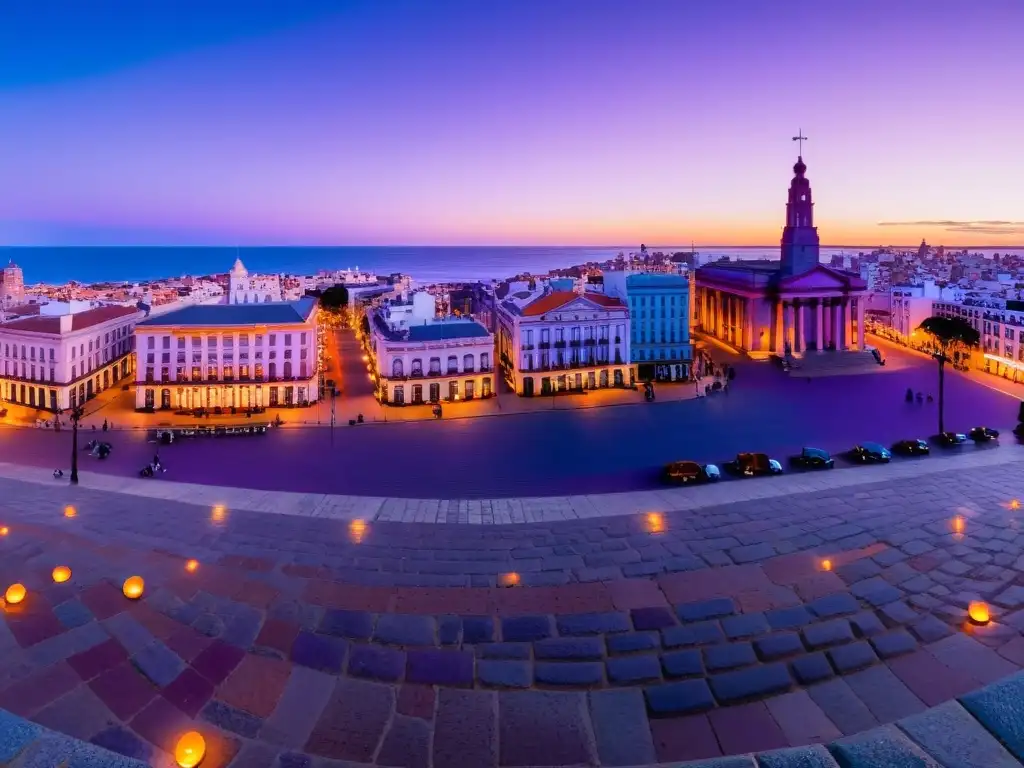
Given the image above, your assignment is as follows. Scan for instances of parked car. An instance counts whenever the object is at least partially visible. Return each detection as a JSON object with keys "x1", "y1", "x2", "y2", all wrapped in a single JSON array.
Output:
[
  {"x1": 790, "y1": 447, "x2": 835, "y2": 469},
  {"x1": 937, "y1": 431, "x2": 968, "y2": 447},
  {"x1": 725, "y1": 452, "x2": 783, "y2": 477},
  {"x1": 969, "y1": 426, "x2": 999, "y2": 443},
  {"x1": 892, "y1": 439, "x2": 930, "y2": 456},
  {"x1": 662, "y1": 461, "x2": 721, "y2": 485},
  {"x1": 850, "y1": 442, "x2": 891, "y2": 463}
]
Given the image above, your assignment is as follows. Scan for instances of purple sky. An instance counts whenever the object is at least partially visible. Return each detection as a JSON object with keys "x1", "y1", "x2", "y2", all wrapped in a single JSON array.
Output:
[{"x1": 1, "y1": 0, "x2": 1022, "y2": 247}]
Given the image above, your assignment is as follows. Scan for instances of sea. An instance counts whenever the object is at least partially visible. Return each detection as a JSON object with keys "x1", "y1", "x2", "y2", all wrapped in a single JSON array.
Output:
[{"x1": 3, "y1": 245, "x2": 1024, "y2": 287}]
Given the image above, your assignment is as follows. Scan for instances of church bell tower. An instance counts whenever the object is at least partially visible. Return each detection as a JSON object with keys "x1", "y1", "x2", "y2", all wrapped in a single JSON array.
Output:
[{"x1": 780, "y1": 139, "x2": 820, "y2": 276}]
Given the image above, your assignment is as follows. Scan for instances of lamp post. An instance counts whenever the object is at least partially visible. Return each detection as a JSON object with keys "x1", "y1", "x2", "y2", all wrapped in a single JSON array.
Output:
[{"x1": 63, "y1": 404, "x2": 85, "y2": 485}]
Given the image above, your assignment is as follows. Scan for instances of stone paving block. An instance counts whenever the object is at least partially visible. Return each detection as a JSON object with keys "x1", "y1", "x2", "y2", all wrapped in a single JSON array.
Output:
[
  {"x1": 730, "y1": 543, "x2": 777, "y2": 564},
  {"x1": 161, "y1": 667, "x2": 215, "y2": 718},
  {"x1": 754, "y1": 632, "x2": 805, "y2": 661},
  {"x1": 556, "y1": 611, "x2": 630, "y2": 636},
  {"x1": 373, "y1": 613, "x2": 436, "y2": 646},
  {"x1": 305, "y1": 677, "x2": 393, "y2": 763},
  {"x1": 501, "y1": 615, "x2": 553, "y2": 642},
  {"x1": 869, "y1": 629, "x2": 918, "y2": 659},
  {"x1": 960, "y1": 671, "x2": 1024, "y2": 761},
  {"x1": 843, "y1": 664, "x2": 926, "y2": 722},
  {"x1": 649, "y1": 713, "x2": 722, "y2": 763},
  {"x1": 887, "y1": 649, "x2": 978, "y2": 707},
  {"x1": 807, "y1": 678, "x2": 878, "y2": 736},
  {"x1": 590, "y1": 689, "x2": 657, "y2": 767},
  {"x1": 677, "y1": 598, "x2": 737, "y2": 622},
  {"x1": 802, "y1": 619, "x2": 854, "y2": 649},
  {"x1": 765, "y1": 690, "x2": 842, "y2": 747},
  {"x1": 606, "y1": 654, "x2": 661, "y2": 685},
  {"x1": 704, "y1": 641, "x2": 757, "y2": 671},
  {"x1": 710, "y1": 700, "x2": 789, "y2": 755},
  {"x1": 222, "y1": 610, "x2": 264, "y2": 649},
  {"x1": 631, "y1": 607, "x2": 677, "y2": 631},
  {"x1": 289, "y1": 631, "x2": 346, "y2": 675},
  {"x1": 722, "y1": 612, "x2": 770, "y2": 639},
  {"x1": 438, "y1": 615, "x2": 461, "y2": 645},
  {"x1": 459, "y1": 616, "x2": 493, "y2": 643},
  {"x1": 829, "y1": 724, "x2": 941, "y2": 767},
  {"x1": 908, "y1": 614, "x2": 952, "y2": 643},
  {"x1": 347, "y1": 644, "x2": 405, "y2": 682},
  {"x1": 807, "y1": 593, "x2": 860, "y2": 619},
  {"x1": 19, "y1": 733, "x2": 152, "y2": 768},
  {"x1": 928, "y1": 632, "x2": 1020, "y2": 685},
  {"x1": 766, "y1": 606, "x2": 814, "y2": 631},
  {"x1": 607, "y1": 631, "x2": 659, "y2": 654},
  {"x1": 318, "y1": 609, "x2": 374, "y2": 640},
  {"x1": 500, "y1": 690, "x2": 597, "y2": 767},
  {"x1": 0, "y1": 707, "x2": 43, "y2": 762},
  {"x1": 535, "y1": 661, "x2": 604, "y2": 686},
  {"x1": 53, "y1": 599, "x2": 95, "y2": 630},
  {"x1": 534, "y1": 636, "x2": 604, "y2": 661},
  {"x1": 898, "y1": 699, "x2": 1019, "y2": 768},
  {"x1": 406, "y1": 649, "x2": 474, "y2": 686},
  {"x1": 993, "y1": 584, "x2": 1024, "y2": 609},
  {"x1": 709, "y1": 662, "x2": 792, "y2": 704},
  {"x1": 663, "y1": 620, "x2": 724, "y2": 648},
  {"x1": 476, "y1": 642, "x2": 531, "y2": 659},
  {"x1": 827, "y1": 640, "x2": 878, "y2": 673},
  {"x1": 261, "y1": 665, "x2": 335, "y2": 749},
  {"x1": 661, "y1": 649, "x2": 704, "y2": 678},
  {"x1": 89, "y1": 725, "x2": 154, "y2": 764},
  {"x1": 479, "y1": 659, "x2": 531, "y2": 688},
  {"x1": 202, "y1": 699, "x2": 263, "y2": 738},
  {"x1": 131, "y1": 640, "x2": 184, "y2": 687},
  {"x1": 434, "y1": 688, "x2": 496, "y2": 768},
  {"x1": 757, "y1": 745, "x2": 840, "y2": 767},
  {"x1": 28, "y1": 621, "x2": 108, "y2": 668},
  {"x1": 377, "y1": 714, "x2": 430, "y2": 768},
  {"x1": 879, "y1": 600, "x2": 920, "y2": 626},
  {"x1": 645, "y1": 679, "x2": 715, "y2": 716}
]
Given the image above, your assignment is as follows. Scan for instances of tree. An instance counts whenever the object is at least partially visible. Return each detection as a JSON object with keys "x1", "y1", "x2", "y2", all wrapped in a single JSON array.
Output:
[
  {"x1": 918, "y1": 316, "x2": 980, "y2": 434},
  {"x1": 319, "y1": 285, "x2": 349, "y2": 310}
]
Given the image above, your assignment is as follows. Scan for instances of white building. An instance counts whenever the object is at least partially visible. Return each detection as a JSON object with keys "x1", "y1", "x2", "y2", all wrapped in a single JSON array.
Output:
[
  {"x1": 889, "y1": 283, "x2": 938, "y2": 342},
  {"x1": 496, "y1": 289, "x2": 633, "y2": 396},
  {"x1": 134, "y1": 297, "x2": 320, "y2": 411},
  {"x1": 933, "y1": 299, "x2": 1024, "y2": 382},
  {"x1": 368, "y1": 291, "x2": 495, "y2": 405},
  {"x1": 227, "y1": 258, "x2": 282, "y2": 305},
  {"x1": 0, "y1": 302, "x2": 141, "y2": 411}
]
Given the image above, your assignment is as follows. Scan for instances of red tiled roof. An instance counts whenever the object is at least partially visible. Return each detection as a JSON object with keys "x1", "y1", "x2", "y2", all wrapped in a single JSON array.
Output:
[
  {"x1": 521, "y1": 291, "x2": 625, "y2": 316},
  {"x1": 1, "y1": 305, "x2": 139, "y2": 335},
  {"x1": 2, "y1": 303, "x2": 41, "y2": 317}
]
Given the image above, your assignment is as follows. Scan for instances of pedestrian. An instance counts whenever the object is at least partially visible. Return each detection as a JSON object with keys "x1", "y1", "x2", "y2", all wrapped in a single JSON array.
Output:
[{"x1": 102, "y1": 419, "x2": 108, "y2": 432}]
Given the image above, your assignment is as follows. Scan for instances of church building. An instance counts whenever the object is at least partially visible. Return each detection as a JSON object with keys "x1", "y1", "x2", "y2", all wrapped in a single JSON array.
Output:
[{"x1": 694, "y1": 152, "x2": 868, "y2": 358}]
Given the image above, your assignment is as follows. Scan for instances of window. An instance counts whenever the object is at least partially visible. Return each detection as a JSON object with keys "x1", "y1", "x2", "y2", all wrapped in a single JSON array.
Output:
[
  {"x1": 447, "y1": 355, "x2": 458, "y2": 373},
  {"x1": 162, "y1": 336, "x2": 170, "y2": 349},
  {"x1": 177, "y1": 337, "x2": 185, "y2": 349},
  {"x1": 269, "y1": 334, "x2": 277, "y2": 345},
  {"x1": 463, "y1": 353, "x2": 474, "y2": 372},
  {"x1": 392, "y1": 359, "x2": 404, "y2": 377},
  {"x1": 429, "y1": 357, "x2": 441, "y2": 375},
  {"x1": 223, "y1": 366, "x2": 234, "y2": 381},
  {"x1": 146, "y1": 337, "x2": 154, "y2": 349},
  {"x1": 240, "y1": 365, "x2": 250, "y2": 380},
  {"x1": 481, "y1": 352, "x2": 490, "y2": 370},
  {"x1": 283, "y1": 361, "x2": 293, "y2": 378},
  {"x1": 208, "y1": 337, "x2": 217, "y2": 348},
  {"x1": 412, "y1": 358, "x2": 423, "y2": 376}
]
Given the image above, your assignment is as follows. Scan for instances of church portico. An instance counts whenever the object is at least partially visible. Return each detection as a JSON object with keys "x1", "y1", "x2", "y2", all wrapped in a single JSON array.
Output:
[{"x1": 695, "y1": 141, "x2": 868, "y2": 361}]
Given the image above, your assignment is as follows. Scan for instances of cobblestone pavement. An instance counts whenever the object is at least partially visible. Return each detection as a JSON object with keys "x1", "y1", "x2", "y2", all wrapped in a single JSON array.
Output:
[
  {"x1": 5, "y1": 453, "x2": 1024, "y2": 765},
  {"x1": 1, "y1": 342, "x2": 1020, "y2": 499}
]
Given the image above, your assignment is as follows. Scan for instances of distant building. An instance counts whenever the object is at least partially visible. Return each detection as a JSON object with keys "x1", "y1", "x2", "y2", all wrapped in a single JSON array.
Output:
[
  {"x1": 227, "y1": 258, "x2": 282, "y2": 305},
  {"x1": 933, "y1": 299, "x2": 1024, "y2": 382},
  {"x1": 695, "y1": 153, "x2": 868, "y2": 357},
  {"x1": 603, "y1": 271, "x2": 692, "y2": 381},
  {"x1": 367, "y1": 291, "x2": 495, "y2": 405},
  {"x1": 134, "y1": 297, "x2": 320, "y2": 411},
  {"x1": 496, "y1": 289, "x2": 633, "y2": 396},
  {"x1": 0, "y1": 260, "x2": 25, "y2": 307},
  {"x1": 889, "y1": 284, "x2": 937, "y2": 342},
  {"x1": 0, "y1": 302, "x2": 140, "y2": 411}
]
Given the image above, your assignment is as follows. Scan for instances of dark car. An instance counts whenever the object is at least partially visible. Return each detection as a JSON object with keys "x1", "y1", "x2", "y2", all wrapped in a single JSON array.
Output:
[
  {"x1": 726, "y1": 452, "x2": 783, "y2": 477},
  {"x1": 850, "y1": 442, "x2": 891, "y2": 463},
  {"x1": 893, "y1": 439, "x2": 930, "y2": 456},
  {"x1": 790, "y1": 447, "x2": 835, "y2": 469},
  {"x1": 937, "y1": 431, "x2": 968, "y2": 447},
  {"x1": 969, "y1": 426, "x2": 999, "y2": 443},
  {"x1": 662, "y1": 461, "x2": 721, "y2": 485}
]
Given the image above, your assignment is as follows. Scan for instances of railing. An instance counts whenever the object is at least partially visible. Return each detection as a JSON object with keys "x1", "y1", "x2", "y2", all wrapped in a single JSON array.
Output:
[
  {"x1": 554, "y1": 341, "x2": 566, "y2": 349},
  {"x1": 539, "y1": 342, "x2": 551, "y2": 349},
  {"x1": 569, "y1": 340, "x2": 581, "y2": 347},
  {"x1": 521, "y1": 344, "x2": 535, "y2": 351},
  {"x1": 584, "y1": 338, "x2": 596, "y2": 346},
  {"x1": 598, "y1": 338, "x2": 609, "y2": 345}
]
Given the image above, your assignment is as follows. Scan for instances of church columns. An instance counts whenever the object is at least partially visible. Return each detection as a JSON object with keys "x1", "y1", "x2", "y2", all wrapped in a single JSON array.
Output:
[
  {"x1": 815, "y1": 300, "x2": 824, "y2": 353},
  {"x1": 744, "y1": 298, "x2": 754, "y2": 351},
  {"x1": 794, "y1": 300, "x2": 805, "y2": 354},
  {"x1": 785, "y1": 302, "x2": 795, "y2": 354},
  {"x1": 857, "y1": 300, "x2": 865, "y2": 350},
  {"x1": 843, "y1": 298, "x2": 853, "y2": 351},
  {"x1": 833, "y1": 299, "x2": 842, "y2": 350},
  {"x1": 774, "y1": 300, "x2": 785, "y2": 355}
]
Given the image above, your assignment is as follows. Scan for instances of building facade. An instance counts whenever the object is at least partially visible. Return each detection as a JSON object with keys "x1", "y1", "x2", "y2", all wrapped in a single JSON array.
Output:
[
  {"x1": 367, "y1": 292, "x2": 495, "y2": 405},
  {"x1": 933, "y1": 300, "x2": 1024, "y2": 382},
  {"x1": 603, "y1": 271, "x2": 692, "y2": 380},
  {"x1": 0, "y1": 261, "x2": 25, "y2": 308},
  {"x1": 0, "y1": 303, "x2": 140, "y2": 411},
  {"x1": 695, "y1": 154, "x2": 868, "y2": 357},
  {"x1": 134, "y1": 298, "x2": 320, "y2": 411},
  {"x1": 227, "y1": 258, "x2": 283, "y2": 305},
  {"x1": 496, "y1": 290, "x2": 634, "y2": 396}
]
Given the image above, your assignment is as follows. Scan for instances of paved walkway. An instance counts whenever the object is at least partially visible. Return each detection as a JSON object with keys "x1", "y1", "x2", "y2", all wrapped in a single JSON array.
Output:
[{"x1": 4, "y1": 448, "x2": 1024, "y2": 765}]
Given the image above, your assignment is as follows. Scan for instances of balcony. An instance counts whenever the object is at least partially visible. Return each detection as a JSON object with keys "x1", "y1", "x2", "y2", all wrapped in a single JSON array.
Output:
[
  {"x1": 521, "y1": 344, "x2": 535, "y2": 351},
  {"x1": 569, "y1": 340, "x2": 581, "y2": 347},
  {"x1": 598, "y1": 338, "x2": 609, "y2": 345},
  {"x1": 539, "y1": 341, "x2": 551, "y2": 349},
  {"x1": 554, "y1": 340, "x2": 567, "y2": 349},
  {"x1": 583, "y1": 338, "x2": 596, "y2": 346}
]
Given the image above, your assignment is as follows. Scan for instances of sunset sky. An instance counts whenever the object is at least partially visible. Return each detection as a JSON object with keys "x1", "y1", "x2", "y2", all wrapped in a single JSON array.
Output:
[{"x1": 1, "y1": 0, "x2": 1022, "y2": 247}]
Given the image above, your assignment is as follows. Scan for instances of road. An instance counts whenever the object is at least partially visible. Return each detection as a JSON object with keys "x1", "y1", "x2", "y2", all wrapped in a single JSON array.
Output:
[{"x1": 0, "y1": 343, "x2": 1019, "y2": 499}]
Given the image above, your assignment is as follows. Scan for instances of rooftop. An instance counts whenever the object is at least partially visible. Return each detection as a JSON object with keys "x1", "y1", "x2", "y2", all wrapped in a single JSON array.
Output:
[
  {"x1": 373, "y1": 310, "x2": 490, "y2": 342},
  {"x1": 0, "y1": 304, "x2": 139, "y2": 334},
  {"x1": 509, "y1": 290, "x2": 626, "y2": 317},
  {"x1": 138, "y1": 297, "x2": 316, "y2": 327}
]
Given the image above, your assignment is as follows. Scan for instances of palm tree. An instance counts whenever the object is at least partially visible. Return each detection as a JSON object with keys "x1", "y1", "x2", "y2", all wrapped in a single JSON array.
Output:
[{"x1": 918, "y1": 316, "x2": 980, "y2": 434}]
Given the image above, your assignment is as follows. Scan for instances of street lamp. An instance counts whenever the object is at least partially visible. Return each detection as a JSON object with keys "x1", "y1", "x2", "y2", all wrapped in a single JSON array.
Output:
[{"x1": 59, "y1": 405, "x2": 86, "y2": 485}]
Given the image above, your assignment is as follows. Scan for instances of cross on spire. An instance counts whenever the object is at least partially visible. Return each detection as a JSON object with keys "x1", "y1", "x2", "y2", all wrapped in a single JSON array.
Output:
[{"x1": 792, "y1": 130, "x2": 808, "y2": 156}]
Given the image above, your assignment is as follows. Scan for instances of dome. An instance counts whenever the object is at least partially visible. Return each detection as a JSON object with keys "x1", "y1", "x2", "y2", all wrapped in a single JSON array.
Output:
[
  {"x1": 793, "y1": 157, "x2": 807, "y2": 176},
  {"x1": 230, "y1": 258, "x2": 248, "y2": 277}
]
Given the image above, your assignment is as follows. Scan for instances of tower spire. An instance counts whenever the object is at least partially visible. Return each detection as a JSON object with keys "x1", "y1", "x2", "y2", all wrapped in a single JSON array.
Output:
[{"x1": 792, "y1": 129, "x2": 808, "y2": 157}]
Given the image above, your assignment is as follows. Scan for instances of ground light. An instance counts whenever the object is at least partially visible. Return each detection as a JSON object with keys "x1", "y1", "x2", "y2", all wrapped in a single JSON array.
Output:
[
  {"x1": 820, "y1": 558, "x2": 833, "y2": 571},
  {"x1": 1011, "y1": 499, "x2": 1021, "y2": 511},
  {"x1": 348, "y1": 520, "x2": 367, "y2": 544},
  {"x1": 64, "y1": 505, "x2": 76, "y2": 518},
  {"x1": 122, "y1": 576, "x2": 145, "y2": 599},
  {"x1": 0, "y1": 526, "x2": 8, "y2": 536},
  {"x1": 644, "y1": 512, "x2": 666, "y2": 534},
  {"x1": 499, "y1": 572, "x2": 520, "y2": 587},
  {"x1": 968, "y1": 601, "x2": 991, "y2": 625},
  {"x1": 4, "y1": 583, "x2": 26, "y2": 605},
  {"x1": 175, "y1": 731, "x2": 206, "y2": 768},
  {"x1": 952, "y1": 515, "x2": 966, "y2": 536},
  {"x1": 52, "y1": 566, "x2": 71, "y2": 583},
  {"x1": 185, "y1": 559, "x2": 199, "y2": 573}
]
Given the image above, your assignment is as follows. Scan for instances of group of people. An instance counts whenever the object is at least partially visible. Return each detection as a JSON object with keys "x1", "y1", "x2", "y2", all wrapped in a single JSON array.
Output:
[{"x1": 905, "y1": 387, "x2": 934, "y2": 404}]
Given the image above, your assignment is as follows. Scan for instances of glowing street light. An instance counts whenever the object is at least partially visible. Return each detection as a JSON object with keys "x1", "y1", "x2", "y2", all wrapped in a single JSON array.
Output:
[
  {"x1": 4, "y1": 583, "x2": 26, "y2": 605},
  {"x1": 52, "y1": 566, "x2": 72, "y2": 583},
  {"x1": 968, "y1": 601, "x2": 991, "y2": 625},
  {"x1": 122, "y1": 576, "x2": 145, "y2": 599},
  {"x1": 175, "y1": 731, "x2": 206, "y2": 768}
]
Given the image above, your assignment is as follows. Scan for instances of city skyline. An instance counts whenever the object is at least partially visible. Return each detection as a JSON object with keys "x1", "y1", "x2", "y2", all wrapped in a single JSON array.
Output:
[{"x1": 2, "y1": 0, "x2": 1023, "y2": 248}]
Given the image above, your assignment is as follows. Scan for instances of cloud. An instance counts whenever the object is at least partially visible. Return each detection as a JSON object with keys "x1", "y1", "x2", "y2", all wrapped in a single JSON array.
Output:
[{"x1": 877, "y1": 220, "x2": 1024, "y2": 235}]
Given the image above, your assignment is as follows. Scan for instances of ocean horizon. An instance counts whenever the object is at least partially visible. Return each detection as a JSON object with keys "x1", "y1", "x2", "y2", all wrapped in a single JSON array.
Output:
[{"x1": 3, "y1": 245, "x2": 1023, "y2": 287}]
